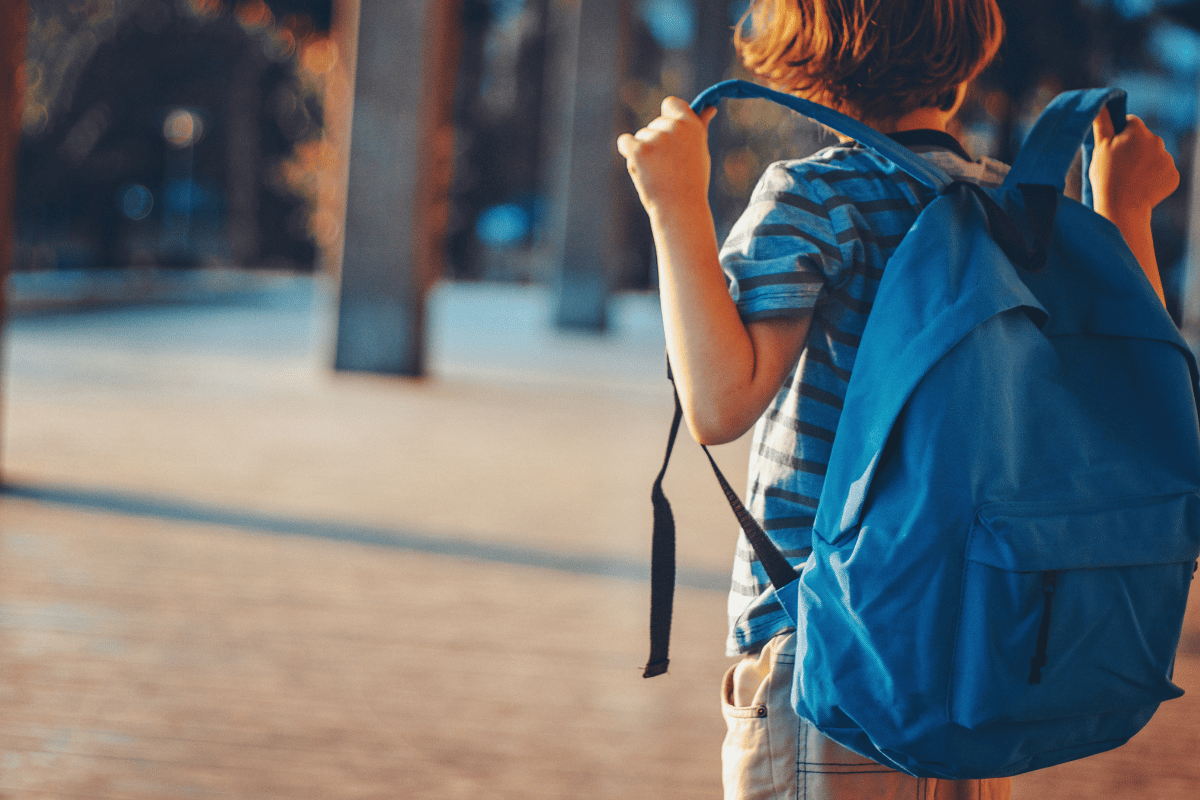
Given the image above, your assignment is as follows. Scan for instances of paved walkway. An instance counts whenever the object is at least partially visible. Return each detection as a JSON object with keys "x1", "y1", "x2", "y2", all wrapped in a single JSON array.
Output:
[{"x1": 0, "y1": 277, "x2": 1196, "y2": 799}]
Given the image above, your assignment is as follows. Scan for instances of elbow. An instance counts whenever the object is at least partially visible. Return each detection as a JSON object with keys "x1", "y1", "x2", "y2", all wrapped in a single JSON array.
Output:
[
  {"x1": 693, "y1": 428, "x2": 743, "y2": 446},
  {"x1": 686, "y1": 406, "x2": 755, "y2": 446}
]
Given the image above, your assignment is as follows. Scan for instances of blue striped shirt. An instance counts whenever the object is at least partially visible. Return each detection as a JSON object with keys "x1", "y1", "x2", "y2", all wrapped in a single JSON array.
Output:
[{"x1": 721, "y1": 134, "x2": 1007, "y2": 655}]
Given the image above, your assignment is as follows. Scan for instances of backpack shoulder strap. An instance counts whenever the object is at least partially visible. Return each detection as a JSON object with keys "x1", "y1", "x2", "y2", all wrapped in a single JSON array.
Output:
[
  {"x1": 1002, "y1": 88, "x2": 1127, "y2": 206},
  {"x1": 691, "y1": 80, "x2": 955, "y2": 194},
  {"x1": 643, "y1": 371, "x2": 800, "y2": 678}
]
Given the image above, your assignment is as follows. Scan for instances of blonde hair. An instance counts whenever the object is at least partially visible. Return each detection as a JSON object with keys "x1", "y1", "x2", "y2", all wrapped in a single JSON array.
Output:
[{"x1": 735, "y1": 0, "x2": 1004, "y2": 125}]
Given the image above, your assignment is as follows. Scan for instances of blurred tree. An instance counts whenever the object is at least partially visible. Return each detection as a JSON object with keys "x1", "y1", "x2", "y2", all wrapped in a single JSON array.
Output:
[
  {"x1": 22, "y1": 0, "x2": 144, "y2": 134},
  {"x1": 445, "y1": 0, "x2": 549, "y2": 281},
  {"x1": 18, "y1": 0, "x2": 326, "y2": 271}
]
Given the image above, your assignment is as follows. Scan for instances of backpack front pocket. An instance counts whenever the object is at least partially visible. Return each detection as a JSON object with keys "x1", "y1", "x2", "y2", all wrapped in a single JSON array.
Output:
[{"x1": 948, "y1": 492, "x2": 1199, "y2": 730}]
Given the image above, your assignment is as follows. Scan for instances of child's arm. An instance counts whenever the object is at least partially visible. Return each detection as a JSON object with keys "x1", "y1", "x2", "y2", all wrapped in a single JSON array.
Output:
[
  {"x1": 1090, "y1": 107, "x2": 1180, "y2": 307},
  {"x1": 617, "y1": 97, "x2": 810, "y2": 445}
]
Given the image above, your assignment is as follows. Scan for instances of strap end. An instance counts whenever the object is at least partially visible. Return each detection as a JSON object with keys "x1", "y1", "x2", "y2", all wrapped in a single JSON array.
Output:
[{"x1": 643, "y1": 659, "x2": 669, "y2": 678}]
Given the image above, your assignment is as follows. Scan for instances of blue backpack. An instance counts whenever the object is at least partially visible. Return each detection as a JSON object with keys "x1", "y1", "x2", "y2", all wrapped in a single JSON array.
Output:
[{"x1": 645, "y1": 80, "x2": 1200, "y2": 779}]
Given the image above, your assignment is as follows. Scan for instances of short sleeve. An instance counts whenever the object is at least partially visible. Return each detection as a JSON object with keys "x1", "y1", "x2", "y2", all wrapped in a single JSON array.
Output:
[{"x1": 719, "y1": 160, "x2": 837, "y2": 321}]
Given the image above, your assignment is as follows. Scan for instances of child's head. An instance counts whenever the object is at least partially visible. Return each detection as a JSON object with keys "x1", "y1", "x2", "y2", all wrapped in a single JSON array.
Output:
[{"x1": 735, "y1": 0, "x2": 1004, "y2": 126}]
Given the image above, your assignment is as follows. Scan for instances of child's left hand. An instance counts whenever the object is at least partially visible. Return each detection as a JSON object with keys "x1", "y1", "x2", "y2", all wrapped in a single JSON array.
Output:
[
  {"x1": 1089, "y1": 107, "x2": 1179, "y2": 225},
  {"x1": 617, "y1": 97, "x2": 718, "y2": 220},
  {"x1": 1089, "y1": 106, "x2": 1177, "y2": 306}
]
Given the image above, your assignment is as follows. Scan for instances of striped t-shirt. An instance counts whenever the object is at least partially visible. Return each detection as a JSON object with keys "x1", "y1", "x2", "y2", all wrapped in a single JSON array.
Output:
[{"x1": 721, "y1": 131, "x2": 1008, "y2": 655}]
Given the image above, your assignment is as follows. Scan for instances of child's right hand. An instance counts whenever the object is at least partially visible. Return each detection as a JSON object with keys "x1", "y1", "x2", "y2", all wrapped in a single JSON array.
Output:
[
  {"x1": 617, "y1": 97, "x2": 718, "y2": 218},
  {"x1": 1089, "y1": 106, "x2": 1179, "y2": 226}
]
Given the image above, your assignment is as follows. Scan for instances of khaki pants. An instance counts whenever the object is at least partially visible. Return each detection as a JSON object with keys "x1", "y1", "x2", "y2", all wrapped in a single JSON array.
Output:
[{"x1": 721, "y1": 632, "x2": 1013, "y2": 800}]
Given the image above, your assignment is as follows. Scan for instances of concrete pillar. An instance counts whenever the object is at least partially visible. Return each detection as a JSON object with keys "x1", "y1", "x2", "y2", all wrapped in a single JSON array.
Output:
[
  {"x1": 334, "y1": 0, "x2": 460, "y2": 376},
  {"x1": 545, "y1": 0, "x2": 627, "y2": 331},
  {"x1": 0, "y1": 1, "x2": 28, "y2": 482}
]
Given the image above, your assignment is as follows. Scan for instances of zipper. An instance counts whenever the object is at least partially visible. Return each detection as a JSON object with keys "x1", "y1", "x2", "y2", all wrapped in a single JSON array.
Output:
[{"x1": 1028, "y1": 570, "x2": 1060, "y2": 685}]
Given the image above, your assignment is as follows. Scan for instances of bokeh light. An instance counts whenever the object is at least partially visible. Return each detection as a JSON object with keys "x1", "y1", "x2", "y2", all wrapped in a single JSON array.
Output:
[
  {"x1": 119, "y1": 184, "x2": 154, "y2": 220},
  {"x1": 476, "y1": 203, "x2": 531, "y2": 248},
  {"x1": 187, "y1": 0, "x2": 225, "y2": 20},
  {"x1": 302, "y1": 38, "x2": 338, "y2": 76},
  {"x1": 235, "y1": 0, "x2": 273, "y2": 32},
  {"x1": 163, "y1": 108, "x2": 203, "y2": 148}
]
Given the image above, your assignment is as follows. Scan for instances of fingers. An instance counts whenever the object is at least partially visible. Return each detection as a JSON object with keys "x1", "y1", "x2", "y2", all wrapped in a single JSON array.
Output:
[
  {"x1": 1093, "y1": 105, "x2": 1114, "y2": 144},
  {"x1": 1094, "y1": 112, "x2": 1167, "y2": 160},
  {"x1": 619, "y1": 97, "x2": 715, "y2": 156},
  {"x1": 615, "y1": 121, "x2": 672, "y2": 169},
  {"x1": 616, "y1": 132, "x2": 635, "y2": 159},
  {"x1": 645, "y1": 114, "x2": 679, "y2": 135},
  {"x1": 1121, "y1": 114, "x2": 1149, "y2": 136},
  {"x1": 660, "y1": 95, "x2": 692, "y2": 118},
  {"x1": 616, "y1": 120, "x2": 667, "y2": 160},
  {"x1": 1119, "y1": 117, "x2": 1173, "y2": 169},
  {"x1": 661, "y1": 95, "x2": 718, "y2": 128},
  {"x1": 616, "y1": 95, "x2": 716, "y2": 209},
  {"x1": 1107, "y1": 114, "x2": 1156, "y2": 146},
  {"x1": 1089, "y1": 109, "x2": 1180, "y2": 216}
]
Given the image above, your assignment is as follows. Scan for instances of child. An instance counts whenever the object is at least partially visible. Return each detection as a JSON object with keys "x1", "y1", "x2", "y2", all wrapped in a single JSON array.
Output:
[{"x1": 616, "y1": 1, "x2": 1179, "y2": 798}]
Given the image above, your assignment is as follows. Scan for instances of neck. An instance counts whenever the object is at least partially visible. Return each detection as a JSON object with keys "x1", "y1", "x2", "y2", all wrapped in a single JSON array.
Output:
[{"x1": 877, "y1": 105, "x2": 956, "y2": 134}]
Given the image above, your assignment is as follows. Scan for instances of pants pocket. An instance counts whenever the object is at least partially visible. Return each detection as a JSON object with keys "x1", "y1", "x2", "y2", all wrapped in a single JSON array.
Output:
[
  {"x1": 721, "y1": 634, "x2": 798, "y2": 800},
  {"x1": 721, "y1": 634, "x2": 1015, "y2": 800}
]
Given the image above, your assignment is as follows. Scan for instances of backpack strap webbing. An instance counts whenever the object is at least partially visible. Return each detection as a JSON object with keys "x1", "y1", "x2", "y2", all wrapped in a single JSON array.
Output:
[
  {"x1": 699, "y1": 436, "x2": 800, "y2": 589},
  {"x1": 691, "y1": 81, "x2": 1063, "y2": 275},
  {"x1": 691, "y1": 80, "x2": 954, "y2": 194},
  {"x1": 1002, "y1": 88, "x2": 1127, "y2": 205},
  {"x1": 644, "y1": 374, "x2": 799, "y2": 679}
]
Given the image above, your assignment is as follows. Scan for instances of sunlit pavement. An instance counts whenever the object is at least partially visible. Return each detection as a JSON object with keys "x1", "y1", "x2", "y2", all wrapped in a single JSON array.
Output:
[{"x1": 0, "y1": 276, "x2": 1196, "y2": 799}]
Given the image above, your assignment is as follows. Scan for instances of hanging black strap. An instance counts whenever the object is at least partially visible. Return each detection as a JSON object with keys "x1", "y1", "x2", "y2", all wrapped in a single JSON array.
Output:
[
  {"x1": 644, "y1": 387, "x2": 683, "y2": 678},
  {"x1": 644, "y1": 376, "x2": 800, "y2": 678}
]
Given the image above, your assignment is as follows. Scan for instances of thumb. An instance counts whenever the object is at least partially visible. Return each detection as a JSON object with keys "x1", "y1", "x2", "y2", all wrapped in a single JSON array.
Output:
[
  {"x1": 1093, "y1": 105, "x2": 1115, "y2": 145},
  {"x1": 698, "y1": 104, "x2": 718, "y2": 128}
]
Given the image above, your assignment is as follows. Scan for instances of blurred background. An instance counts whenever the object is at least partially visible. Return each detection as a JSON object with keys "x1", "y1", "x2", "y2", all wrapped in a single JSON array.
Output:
[
  {"x1": 0, "y1": 1, "x2": 1198, "y2": 798},
  {"x1": 9, "y1": 0, "x2": 1200, "y2": 321},
  {"x1": 13, "y1": 0, "x2": 1200, "y2": 329}
]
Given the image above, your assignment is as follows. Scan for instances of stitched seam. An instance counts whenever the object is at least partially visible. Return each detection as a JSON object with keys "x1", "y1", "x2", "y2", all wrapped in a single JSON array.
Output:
[
  {"x1": 798, "y1": 716, "x2": 805, "y2": 800},
  {"x1": 796, "y1": 766, "x2": 895, "y2": 774},
  {"x1": 796, "y1": 767, "x2": 896, "y2": 774}
]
